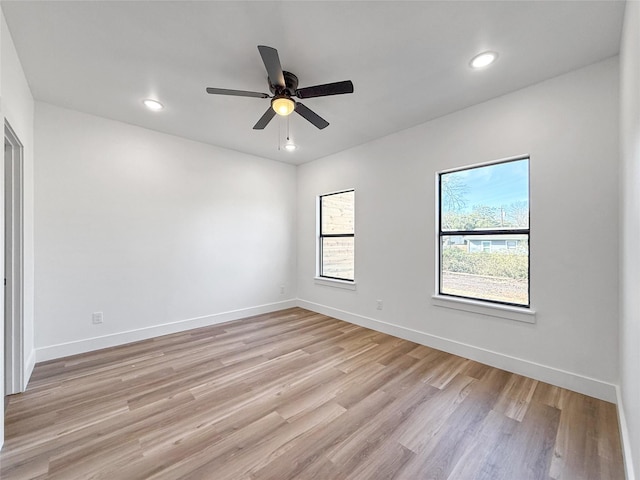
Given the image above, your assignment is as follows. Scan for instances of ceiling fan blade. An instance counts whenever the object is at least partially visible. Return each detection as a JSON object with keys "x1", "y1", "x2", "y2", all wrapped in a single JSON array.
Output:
[
  {"x1": 295, "y1": 80, "x2": 354, "y2": 99},
  {"x1": 206, "y1": 87, "x2": 269, "y2": 98},
  {"x1": 295, "y1": 103, "x2": 329, "y2": 129},
  {"x1": 257, "y1": 45, "x2": 285, "y2": 88},
  {"x1": 253, "y1": 107, "x2": 276, "y2": 130}
]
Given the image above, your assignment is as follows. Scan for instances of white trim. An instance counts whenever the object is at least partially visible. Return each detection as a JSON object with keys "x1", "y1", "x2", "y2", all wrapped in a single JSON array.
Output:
[
  {"x1": 31, "y1": 298, "x2": 621, "y2": 407},
  {"x1": 316, "y1": 188, "x2": 356, "y2": 281},
  {"x1": 435, "y1": 155, "x2": 532, "y2": 325},
  {"x1": 297, "y1": 299, "x2": 616, "y2": 403},
  {"x1": 4, "y1": 121, "x2": 25, "y2": 395},
  {"x1": 434, "y1": 173, "x2": 441, "y2": 297},
  {"x1": 439, "y1": 153, "x2": 530, "y2": 174},
  {"x1": 35, "y1": 300, "x2": 297, "y2": 362},
  {"x1": 24, "y1": 348, "x2": 35, "y2": 391},
  {"x1": 432, "y1": 294, "x2": 535, "y2": 323},
  {"x1": 616, "y1": 386, "x2": 637, "y2": 480},
  {"x1": 314, "y1": 277, "x2": 357, "y2": 290}
]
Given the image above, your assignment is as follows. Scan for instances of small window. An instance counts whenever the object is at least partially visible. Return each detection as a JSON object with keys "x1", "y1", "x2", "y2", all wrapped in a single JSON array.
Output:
[
  {"x1": 319, "y1": 190, "x2": 354, "y2": 281},
  {"x1": 438, "y1": 157, "x2": 530, "y2": 307}
]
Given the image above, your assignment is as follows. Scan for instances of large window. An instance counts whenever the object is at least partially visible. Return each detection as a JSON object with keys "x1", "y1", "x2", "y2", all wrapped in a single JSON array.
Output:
[
  {"x1": 319, "y1": 190, "x2": 354, "y2": 281},
  {"x1": 438, "y1": 157, "x2": 529, "y2": 307}
]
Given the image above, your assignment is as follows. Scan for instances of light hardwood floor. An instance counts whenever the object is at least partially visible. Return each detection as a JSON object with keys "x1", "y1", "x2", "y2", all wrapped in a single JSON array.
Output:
[{"x1": 0, "y1": 308, "x2": 625, "y2": 479}]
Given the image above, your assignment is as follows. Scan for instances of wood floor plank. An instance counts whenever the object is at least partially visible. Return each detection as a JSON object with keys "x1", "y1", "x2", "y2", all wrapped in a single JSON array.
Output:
[
  {"x1": 347, "y1": 442, "x2": 416, "y2": 480},
  {"x1": 493, "y1": 373, "x2": 539, "y2": 421},
  {"x1": 495, "y1": 400, "x2": 561, "y2": 480},
  {"x1": 251, "y1": 389, "x2": 396, "y2": 480},
  {"x1": 179, "y1": 400, "x2": 347, "y2": 480},
  {"x1": 326, "y1": 381, "x2": 437, "y2": 476},
  {"x1": 0, "y1": 307, "x2": 625, "y2": 480},
  {"x1": 444, "y1": 409, "x2": 520, "y2": 480},
  {"x1": 396, "y1": 374, "x2": 477, "y2": 453},
  {"x1": 395, "y1": 371, "x2": 511, "y2": 479}
]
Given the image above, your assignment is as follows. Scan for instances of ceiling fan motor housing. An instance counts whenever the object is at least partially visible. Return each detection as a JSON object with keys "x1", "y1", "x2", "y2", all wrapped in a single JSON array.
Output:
[{"x1": 269, "y1": 71, "x2": 299, "y2": 96}]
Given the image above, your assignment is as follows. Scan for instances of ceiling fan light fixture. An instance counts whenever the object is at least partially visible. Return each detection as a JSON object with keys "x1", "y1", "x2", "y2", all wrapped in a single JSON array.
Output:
[
  {"x1": 143, "y1": 99, "x2": 164, "y2": 111},
  {"x1": 470, "y1": 51, "x2": 498, "y2": 69},
  {"x1": 272, "y1": 97, "x2": 295, "y2": 116},
  {"x1": 284, "y1": 142, "x2": 297, "y2": 152},
  {"x1": 206, "y1": 46, "x2": 352, "y2": 130}
]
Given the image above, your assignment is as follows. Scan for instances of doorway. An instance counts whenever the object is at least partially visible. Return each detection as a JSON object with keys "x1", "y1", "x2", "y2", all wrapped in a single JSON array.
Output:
[{"x1": 4, "y1": 122, "x2": 24, "y2": 395}]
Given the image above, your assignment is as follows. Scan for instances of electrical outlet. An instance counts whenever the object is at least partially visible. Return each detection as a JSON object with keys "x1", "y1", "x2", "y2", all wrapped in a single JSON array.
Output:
[
  {"x1": 280, "y1": 285, "x2": 285, "y2": 295},
  {"x1": 376, "y1": 300, "x2": 383, "y2": 310},
  {"x1": 92, "y1": 312, "x2": 103, "y2": 324}
]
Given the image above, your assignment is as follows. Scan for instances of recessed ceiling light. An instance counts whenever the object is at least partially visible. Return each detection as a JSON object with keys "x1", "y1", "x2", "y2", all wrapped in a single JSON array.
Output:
[
  {"x1": 143, "y1": 99, "x2": 164, "y2": 111},
  {"x1": 470, "y1": 51, "x2": 498, "y2": 69},
  {"x1": 284, "y1": 143, "x2": 297, "y2": 152}
]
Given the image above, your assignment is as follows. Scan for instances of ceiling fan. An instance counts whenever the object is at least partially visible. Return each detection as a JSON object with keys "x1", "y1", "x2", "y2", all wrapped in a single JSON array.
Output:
[{"x1": 206, "y1": 45, "x2": 354, "y2": 130}]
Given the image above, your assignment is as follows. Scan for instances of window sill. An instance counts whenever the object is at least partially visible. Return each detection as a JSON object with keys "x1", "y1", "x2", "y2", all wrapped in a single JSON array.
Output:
[
  {"x1": 314, "y1": 277, "x2": 357, "y2": 290},
  {"x1": 431, "y1": 294, "x2": 535, "y2": 324}
]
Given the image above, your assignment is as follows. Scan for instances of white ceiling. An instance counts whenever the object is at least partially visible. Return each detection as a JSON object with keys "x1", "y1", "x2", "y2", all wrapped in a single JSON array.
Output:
[{"x1": 2, "y1": 1, "x2": 625, "y2": 165}]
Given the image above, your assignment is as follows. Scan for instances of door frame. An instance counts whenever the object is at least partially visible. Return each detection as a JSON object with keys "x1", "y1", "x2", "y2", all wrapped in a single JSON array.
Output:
[{"x1": 4, "y1": 121, "x2": 24, "y2": 395}]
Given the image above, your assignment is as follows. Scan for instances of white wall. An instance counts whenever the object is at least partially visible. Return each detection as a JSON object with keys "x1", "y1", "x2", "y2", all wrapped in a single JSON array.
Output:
[
  {"x1": 1, "y1": 8, "x2": 4, "y2": 453},
  {"x1": 34, "y1": 103, "x2": 297, "y2": 359},
  {"x1": 620, "y1": 0, "x2": 640, "y2": 477},
  {"x1": 297, "y1": 57, "x2": 620, "y2": 402},
  {"x1": 0, "y1": 11, "x2": 35, "y2": 448}
]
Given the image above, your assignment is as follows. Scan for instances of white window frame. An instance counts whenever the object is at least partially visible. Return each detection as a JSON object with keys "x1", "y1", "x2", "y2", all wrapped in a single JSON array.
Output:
[
  {"x1": 315, "y1": 189, "x2": 356, "y2": 290},
  {"x1": 433, "y1": 154, "x2": 535, "y2": 322}
]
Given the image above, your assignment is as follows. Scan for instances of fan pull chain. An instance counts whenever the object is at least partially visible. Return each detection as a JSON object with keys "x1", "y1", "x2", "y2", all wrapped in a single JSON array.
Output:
[{"x1": 278, "y1": 117, "x2": 281, "y2": 151}]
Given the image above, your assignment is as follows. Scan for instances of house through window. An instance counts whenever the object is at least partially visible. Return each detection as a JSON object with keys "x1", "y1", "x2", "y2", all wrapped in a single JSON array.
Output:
[{"x1": 438, "y1": 157, "x2": 530, "y2": 307}]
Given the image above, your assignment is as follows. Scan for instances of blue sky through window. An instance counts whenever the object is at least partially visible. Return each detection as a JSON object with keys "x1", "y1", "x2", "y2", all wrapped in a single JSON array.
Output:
[{"x1": 443, "y1": 159, "x2": 529, "y2": 213}]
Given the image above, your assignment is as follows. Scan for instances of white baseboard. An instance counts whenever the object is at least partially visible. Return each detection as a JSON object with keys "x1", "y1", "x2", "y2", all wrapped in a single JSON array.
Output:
[
  {"x1": 616, "y1": 386, "x2": 637, "y2": 480},
  {"x1": 23, "y1": 348, "x2": 36, "y2": 390},
  {"x1": 34, "y1": 298, "x2": 618, "y2": 404},
  {"x1": 297, "y1": 299, "x2": 617, "y2": 403},
  {"x1": 36, "y1": 300, "x2": 297, "y2": 362}
]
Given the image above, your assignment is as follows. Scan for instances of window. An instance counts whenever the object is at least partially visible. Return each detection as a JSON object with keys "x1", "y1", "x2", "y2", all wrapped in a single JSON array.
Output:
[
  {"x1": 438, "y1": 157, "x2": 529, "y2": 307},
  {"x1": 319, "y1": 190, "x2": 354, "y2": 281}
]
